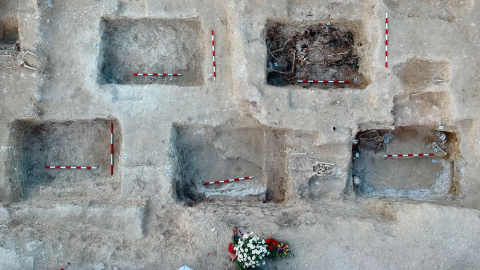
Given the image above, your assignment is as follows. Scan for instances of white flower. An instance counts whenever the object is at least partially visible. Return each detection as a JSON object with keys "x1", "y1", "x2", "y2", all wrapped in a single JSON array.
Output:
[
  {"x1": 263, "y1": 261, "x2": 266, "y2": 265},
  {"x1": 245, "y1": 249, "x2": 248, "y2": 252},
  {"x1": 252, "y1": 256, "x2": 256, "y2": 260},
  {"x1": 262, "y1": 239, "x2": 265, "y2": 244}
]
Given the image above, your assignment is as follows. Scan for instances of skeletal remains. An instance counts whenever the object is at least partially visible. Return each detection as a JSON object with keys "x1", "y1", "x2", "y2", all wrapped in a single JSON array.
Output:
[
  {"x1": 312, "y1": 162, "x2": 335, "y2": 176},
  {"x1": 0, "y1": 42, "x2": 39, "y2": 70}
]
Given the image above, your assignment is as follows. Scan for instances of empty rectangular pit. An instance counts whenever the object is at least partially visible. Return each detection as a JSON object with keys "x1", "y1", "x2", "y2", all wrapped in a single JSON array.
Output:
[
  {"x1": 99, "y1": 17, "x2": 203, "y2": 86},
  {"x1": 351, "y1": 127, "x2": 461, "y2": 200},
  {"x1": 0, "y1": 0, "x2": 19, "y2": 67},
  {"x1": 5, "y1": 119, "x2": 122, "y2": 201},
  {"x1": 171, "y1": 124, "x2": 288, "y2": 204},
  {"x1": 0, "y1": 0, "x2": 19, "y2": 45},
  {"x1": 266, "y1": 20, "x2": 368, "y2": 88}
]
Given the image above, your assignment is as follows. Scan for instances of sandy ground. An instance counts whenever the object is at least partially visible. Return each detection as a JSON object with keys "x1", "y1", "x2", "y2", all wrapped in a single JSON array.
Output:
[{"x1": 1, "y1": 0, "x2": 480, "y2": 269}]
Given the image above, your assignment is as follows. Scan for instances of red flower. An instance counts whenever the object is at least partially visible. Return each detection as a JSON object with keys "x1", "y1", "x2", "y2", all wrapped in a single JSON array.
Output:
[
  {"x1": 273, "y1": 240, "x2": 279, "y2": 246},
  {"x1": 268, "y1": 245, "x2": 274, "y2": 251},
  {"x1": 266, "y1": 238, "x2": 272, "y2": 244},
  {"x1": 228, "y1": 243, "x2": 235, "y2": 253}
]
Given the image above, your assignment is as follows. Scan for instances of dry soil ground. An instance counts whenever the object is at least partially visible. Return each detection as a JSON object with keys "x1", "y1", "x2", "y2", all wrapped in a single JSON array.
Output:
[{"x1": 1, "y1": 0, "x2": 480, "y2": 269}]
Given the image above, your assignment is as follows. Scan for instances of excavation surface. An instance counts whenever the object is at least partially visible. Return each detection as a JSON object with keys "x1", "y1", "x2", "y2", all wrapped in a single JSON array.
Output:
[{"x1": 1, "y1": 0, "x2": 480, "y2": 269}]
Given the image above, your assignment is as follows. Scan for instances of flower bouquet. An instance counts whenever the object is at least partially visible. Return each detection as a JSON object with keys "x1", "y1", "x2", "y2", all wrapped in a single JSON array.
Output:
[
  {"x1": 265, "y1": 236, "x2": 291, "y2": 259},
  {"x1": 231, "y1": 229, "x2": 269, "y2": 269},
  {"x1": 228, "y1": 228, "x2": 292, "y2": 269}
]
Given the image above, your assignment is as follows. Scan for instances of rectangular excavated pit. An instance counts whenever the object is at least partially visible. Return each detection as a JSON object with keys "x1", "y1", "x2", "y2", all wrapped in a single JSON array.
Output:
[
  {"x1": 171, "y1": 124, "x2": 288, "y2": 204},
  {"x1": 0, "y1": 0, "x2": 18, "y2": 45},
  {"x1": 351, "y1": 126, "x2": 461, "y2": 200},
  {"x1": 265, "y1": 20, "x2": 369, "y2": 88},
  {"x1": 5, "y1": 119, "x2": 122, "y2": 201},
  {"x1": 99, "y1": 17, "x2": 203, "y2": 86}
]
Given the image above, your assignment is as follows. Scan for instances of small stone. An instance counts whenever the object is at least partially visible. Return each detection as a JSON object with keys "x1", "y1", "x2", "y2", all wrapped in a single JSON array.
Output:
[
  {"x1": 113, "y1": 267, "x2": 120, "y2": 270},
  {"x1": 93, "y1": 263, "x2": 106, "y2": 270}
]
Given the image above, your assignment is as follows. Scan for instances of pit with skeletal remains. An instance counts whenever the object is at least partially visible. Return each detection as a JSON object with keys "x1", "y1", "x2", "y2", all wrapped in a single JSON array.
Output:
[
  {"x1": 351, "y1": 126, "x2": 462, "y2": 200},
  {"x1": 265, "y1": 20, "x2": 369, "y2": 88}
]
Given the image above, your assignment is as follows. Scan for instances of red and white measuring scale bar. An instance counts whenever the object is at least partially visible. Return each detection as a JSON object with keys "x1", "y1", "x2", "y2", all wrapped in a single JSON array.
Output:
[
  {"x1": 133, "y1": 73, "x2": 181, "y2": 76},
  {"x1": 212, "y1": 30, "x2": 216, "y2": 82},
  {"x1": 327, "y1": 52, "x2": 348, "y2": 56},
  {"x1": 383, "y1": 153, "x2": 435, "y2": 158},
  {"x1": 110, "y1": 123, "x2": 113, "y2": 176},
  {"x1": 385, "y1": 11, "x2": 388, "y2": 68},
  {"x1": 203, "y1": 176, "x2": 253, "y2": 186},
  {"x1": 45, "y1": 166, "x2": 97, "y2": 169},
  {"x1": 298, "y1": 80, "x2": 350, "y2": 83}
]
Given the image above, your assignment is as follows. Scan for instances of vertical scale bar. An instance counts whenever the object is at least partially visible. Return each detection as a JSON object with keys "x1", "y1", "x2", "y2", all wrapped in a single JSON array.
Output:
[
  {"x1": 111, "y1": 123, "x2": 113, "y2": 176},
  {"x1": 212, "y1": 30, "x2": 216, "y2": 82},
  {"x1": 385, "y1": 11, "x2": 388, "y2": 68}
]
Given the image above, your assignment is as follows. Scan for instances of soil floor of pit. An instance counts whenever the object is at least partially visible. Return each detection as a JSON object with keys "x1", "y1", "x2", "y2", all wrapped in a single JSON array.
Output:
[{"x1": 1, "y1": 0, "x2": 480, "y2": 269}]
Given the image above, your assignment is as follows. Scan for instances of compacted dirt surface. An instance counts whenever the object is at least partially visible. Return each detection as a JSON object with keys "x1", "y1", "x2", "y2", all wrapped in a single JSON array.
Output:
[{"x1": 1, "y1": 0, "x2": 480, "y2": 269}]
